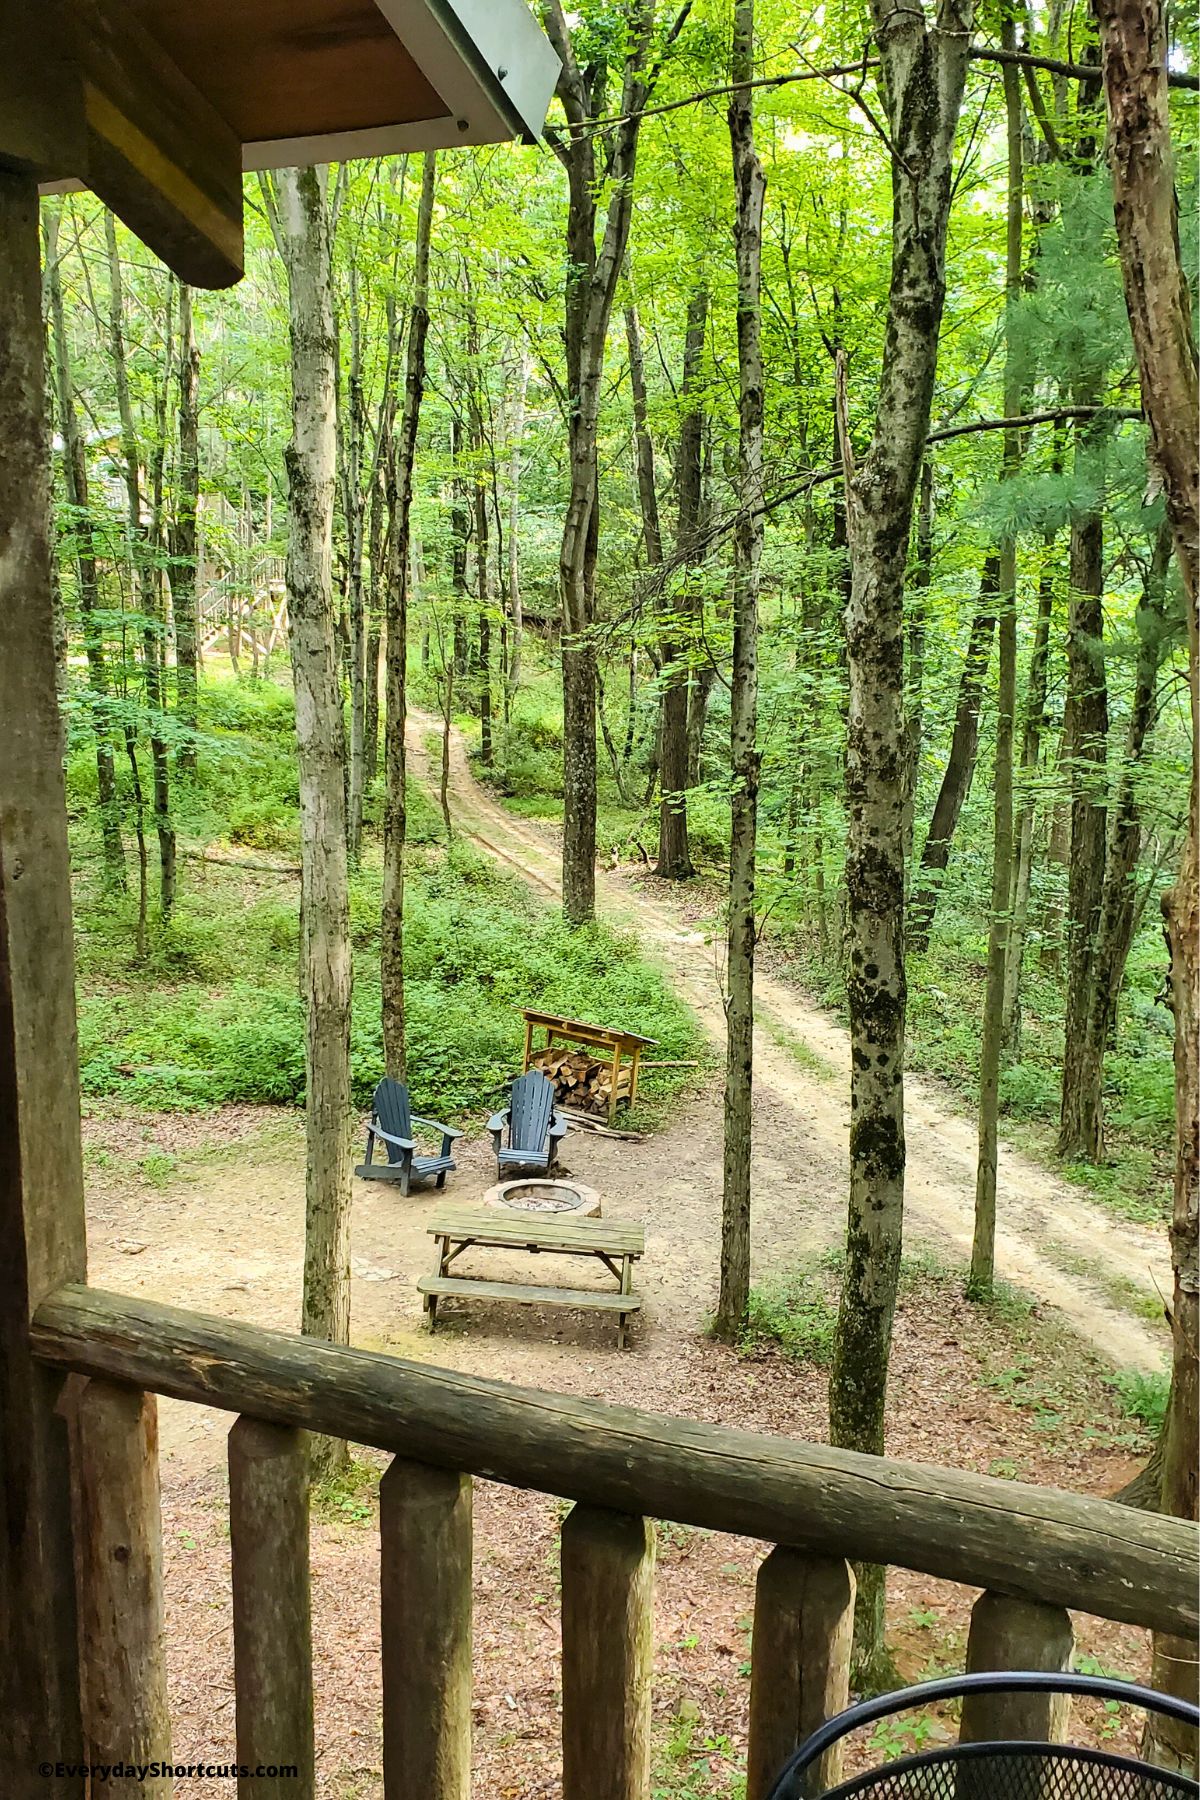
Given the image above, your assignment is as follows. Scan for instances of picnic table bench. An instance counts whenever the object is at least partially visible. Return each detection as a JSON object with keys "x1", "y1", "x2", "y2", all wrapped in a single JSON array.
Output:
[{"x1": 418, "y1": 1204, "x2": 645, "y2": 1348}]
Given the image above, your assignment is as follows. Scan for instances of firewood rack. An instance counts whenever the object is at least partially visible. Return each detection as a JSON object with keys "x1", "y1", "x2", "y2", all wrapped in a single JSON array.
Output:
[{"x1": 520, "y1": 1009, "x2": 658, "y2": 1125}]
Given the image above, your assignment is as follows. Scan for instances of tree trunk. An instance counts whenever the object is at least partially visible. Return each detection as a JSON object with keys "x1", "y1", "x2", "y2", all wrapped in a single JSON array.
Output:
[
  {"x1": 124, "y1": 727, "x2": 149, "y2": 962},
  {"x1": 344, "y1": 263, "x2": 368, "y2": 863},
  {"x1": 171, "y1": 283, "x2": 200, "y2": 781},
  {"x1": 506, "y1": 349, "x2": 529, "y2": 705},
  {"x1": 543, "y1": 0, "x2": 657, "y2": 925},
  {"x1": 1002, "y1": 542, "x2": 1055, "y2": 1047},
  {"x1": 901, "y1": 461, "x2": 933, "y2": 871},
  {"x1": 828, "y1": 0, "x2": 973, "y2": 1689},
  {"x1": 657, "y1": 286, "x2": 706, "y2": 881},
  {"x1": 274, "y1": 167, "x2": 353, "y2": 1479},
  {"x1": 106, "y1": 211, "x2": 176, "y2": 919},
  {"x1": 715, "y1": 0, "x2": 765, "y2": 1341},
  {"x1": 1069, "y1": 520, "x2": 1174, "y2": 1159},
  {"x1": 468, "y1": 309, "x2": 493, "y2": 769},
  {"x1": 449, "y1": 416, "x2": 470, "y2": 691},
  {"x1": 1057, "y1": 423, "x2": 1109, "y2": 1160},
  {"x1": 907, "y1": 558, "x2": 1000, "y2": 953},
  {"x1": 146, "y1": 278, "x2": 178, "y2": 917},
  {"x1": 43, "y1": 202, "x2": 126, "y2": 891},
  {"x1": 440, "y1": 657, "x2": 454, "y2": 839},
  {"x1": 382, "y1": 152, "x2": 436, "y2": 1080},
  {"x1": 1098, "y1": 0, "x2": 1199, "y2": 609},
  {"x1": 970, "y1": 27, "x2": 1024, "y2": 1300},
  {"x1": 1096, "y1": 0, "x2": 1199, "y2": 1762},
  {"x1": 365, "y1": 459, "x2": 386, "y2": 789}
]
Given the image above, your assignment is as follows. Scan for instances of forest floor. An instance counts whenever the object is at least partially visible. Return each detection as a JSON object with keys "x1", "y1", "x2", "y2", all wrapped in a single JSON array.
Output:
[{"x1": 77, "y1": 718, "x2": 1173, "y2": 1799}]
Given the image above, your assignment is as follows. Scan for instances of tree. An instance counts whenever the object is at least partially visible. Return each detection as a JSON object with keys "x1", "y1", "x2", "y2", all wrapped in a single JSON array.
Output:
[
  {"x1": 171, "y1": 284, "x2": 201, "y2": 780},
  {"x1": 342, "y1": 256, "x2": 369, "y2": 862},
  {"x1": 105, "y1": 211, "x2": 176, "y2": 918},
  {"x1": 656, "y1": 285, "x2": 707, "y2": 881},
  {"x1": 713, "y1": 0, "x2": 764, "y2": 1340},
  {"x1": 907, "y1": 560, "x2": 998, "y2": 953},
  {"x1": 542, "y1": 0, "x2": 662, "y2": 925},
  {"x1": 1097, "y1": 0, "x2": 1198, "y2": 1765},
  {"x1": 381, "y1": 151, "x2": 437, "y2": 1079},
  {"x1": 43, "y1": 200, "x2": 126, "y2": 891},
  {"x1": 269, "y1": 166, "x2": 354, "y2": 1477},
  {"x1": 827, "y1": 0, "x2": 974, "y2": 1685},
  {"x1": 970, "y1": 22, "x2": 1024, "y2": 1299}
]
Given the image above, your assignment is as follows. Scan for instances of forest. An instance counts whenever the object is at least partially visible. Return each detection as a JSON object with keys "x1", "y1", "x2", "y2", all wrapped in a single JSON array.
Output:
[{"x1": 34, "y1": 0, "x2": 1198, "y2": 1782}]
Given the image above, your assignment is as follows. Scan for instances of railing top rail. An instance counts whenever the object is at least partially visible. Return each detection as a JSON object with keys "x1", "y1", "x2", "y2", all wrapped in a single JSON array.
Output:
[{"x1": 31, "y1": 1283, "x2": 1198, "y2": 1642}]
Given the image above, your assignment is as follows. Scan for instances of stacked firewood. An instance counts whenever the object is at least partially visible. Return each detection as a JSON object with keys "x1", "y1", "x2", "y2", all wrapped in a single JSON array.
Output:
[{"x1": 529, "y1": 1046, "x2": 631, "y2": 1114}]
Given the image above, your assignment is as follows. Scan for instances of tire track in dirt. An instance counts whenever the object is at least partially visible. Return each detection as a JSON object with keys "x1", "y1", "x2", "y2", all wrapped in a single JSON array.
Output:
[{"x1": 409, "y1": 713, "x2": 1171, "y2": 1371}]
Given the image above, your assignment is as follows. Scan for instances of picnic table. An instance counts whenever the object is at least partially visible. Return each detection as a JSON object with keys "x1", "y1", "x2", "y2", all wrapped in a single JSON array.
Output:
[{"x1": 418, "y1": 1204, "x2": 645, "y2": 1348}]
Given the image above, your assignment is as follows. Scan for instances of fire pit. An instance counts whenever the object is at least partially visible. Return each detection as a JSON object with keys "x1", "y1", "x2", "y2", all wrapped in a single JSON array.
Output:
[{"x1": 482, "y1": 1177, "x2": 601, "y2": 1218}]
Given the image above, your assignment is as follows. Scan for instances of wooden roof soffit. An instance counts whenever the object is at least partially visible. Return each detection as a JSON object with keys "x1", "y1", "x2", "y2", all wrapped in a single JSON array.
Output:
[{"x1": 1, "y1": 0, "x2": 559, "y2": 290}]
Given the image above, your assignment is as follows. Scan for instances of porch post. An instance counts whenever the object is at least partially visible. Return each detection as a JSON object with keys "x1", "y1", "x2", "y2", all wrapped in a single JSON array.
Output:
[{"x1": 0, "y1": 166, "x2": 89, "y2": 1796}]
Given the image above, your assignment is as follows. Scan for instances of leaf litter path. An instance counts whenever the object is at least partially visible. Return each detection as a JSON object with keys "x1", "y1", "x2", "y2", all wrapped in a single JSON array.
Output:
[{"x1": 409, "y1": 712, "x2": 1169, "y2": 1372}]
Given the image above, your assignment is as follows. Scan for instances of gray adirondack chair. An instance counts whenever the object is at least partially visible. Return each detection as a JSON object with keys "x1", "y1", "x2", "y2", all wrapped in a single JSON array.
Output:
[
  {"x1": 488, "y1": 1069, "x2": 568, "y2": 1174},
  {"x1": 355, "y1": 1077, "x2": 462, "y2": 1197}
]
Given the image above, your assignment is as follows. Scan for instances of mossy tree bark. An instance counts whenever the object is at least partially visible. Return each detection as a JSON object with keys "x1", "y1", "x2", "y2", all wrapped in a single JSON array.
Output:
[
  {"x1": 715, "y1": 0, "x2": 765, "y2": 1341},
  {"x1": 1097, "y1": 0, "x2": 1199, "y2": 1764},
  {"x1": 827, "y1": 0, "x2": 974, "y2": 1686},
  {"x1": 382, "y1": 151, "x2": 436, "y2": 1080},
  {"x1": 272, "y1": 166, "x2": 353, "y2": 1478}
]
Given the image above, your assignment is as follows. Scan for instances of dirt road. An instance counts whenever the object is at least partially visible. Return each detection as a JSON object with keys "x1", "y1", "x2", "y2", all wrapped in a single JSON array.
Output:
[{"x1": 409, "y1": 714, "x2": 1171, "y2": 1371}]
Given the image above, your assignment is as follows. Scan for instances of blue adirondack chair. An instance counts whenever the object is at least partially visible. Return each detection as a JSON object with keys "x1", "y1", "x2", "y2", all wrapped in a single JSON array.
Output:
[
  {"x1": 355, "y1": 1077, "x2": 462, "y2": 1197},
  {"x1": 488, "y1": 1069, "x2": 568, "y2": 1174}
]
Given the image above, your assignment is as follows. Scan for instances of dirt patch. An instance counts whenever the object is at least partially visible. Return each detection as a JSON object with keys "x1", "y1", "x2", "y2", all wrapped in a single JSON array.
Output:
[{"x1": 87, "y1": 1095, "x2": 1157, "y2": 1799}]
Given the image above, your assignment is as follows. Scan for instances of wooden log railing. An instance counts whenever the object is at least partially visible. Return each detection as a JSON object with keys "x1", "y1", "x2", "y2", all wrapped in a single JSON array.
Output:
[{"x1": 31, "y1": 1284, "x2": 1200, "y2": 1799}]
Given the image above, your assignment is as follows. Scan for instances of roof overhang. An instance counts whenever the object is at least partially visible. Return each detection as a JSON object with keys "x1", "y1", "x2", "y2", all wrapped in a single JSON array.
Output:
[{"x1": 4, "y1": 0, "x2": 560, "y2": 288}]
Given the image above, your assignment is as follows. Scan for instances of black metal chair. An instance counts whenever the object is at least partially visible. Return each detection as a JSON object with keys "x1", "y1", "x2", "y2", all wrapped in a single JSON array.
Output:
[{"x1": 765, "y1": 1671, "x2": 1199, "y2": 1799}]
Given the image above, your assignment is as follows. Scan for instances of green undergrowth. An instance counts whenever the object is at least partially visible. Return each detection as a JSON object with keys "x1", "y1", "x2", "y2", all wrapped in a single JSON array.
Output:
[
  {"x1": 69, "y1": 675, "x2": 703, "y2": 1124},
  {"x1": 1108, "y1": 1366, "x2": 1171, "y2": 1435},
  {"x1": 738, "y1": 1265, "x2": 838, "y2": 1365},
  {"x1": 739, "y1": 1248, "x2": 1157, "y2": 1468},
  {"x1": 311, "y1": 1456, "x2": 381, "y2": 1528}
]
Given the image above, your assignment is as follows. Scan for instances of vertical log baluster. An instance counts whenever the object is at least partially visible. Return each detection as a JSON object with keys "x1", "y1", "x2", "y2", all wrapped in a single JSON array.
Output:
[
  {"x1": 561, "y1": 1505, "x2": 655, "y2": 1800},
  {"x1": 75, "y1": 1379, "x2": 172, "y2": 1796},
  {"x1": 746, "y1": 1549, "x2": 855, "y2": 1799},
  {"x1": 380, "y1": 1458, "x2": 472, "y2": 1800},
  {"x1": 960, "y1": 1591, "x2": 1074, "y2": 1746},
  {"x1": 228, "y1": 1419, "x2": 315, "y2": 1799}
]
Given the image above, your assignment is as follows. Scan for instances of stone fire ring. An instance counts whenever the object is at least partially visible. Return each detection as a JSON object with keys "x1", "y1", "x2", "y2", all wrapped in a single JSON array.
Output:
[{"x1": 482, "y1": 1177, "x2": 602, "y2": 1218}]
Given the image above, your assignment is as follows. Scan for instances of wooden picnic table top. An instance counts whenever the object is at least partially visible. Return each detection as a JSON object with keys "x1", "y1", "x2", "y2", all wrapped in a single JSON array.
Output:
[
  {"x1": 427, "y1": 1205, "x2": 644, "y2": 1258},
  {"x1": 521, "y1": 1009, "x2": 658, "y2": 1051}
]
